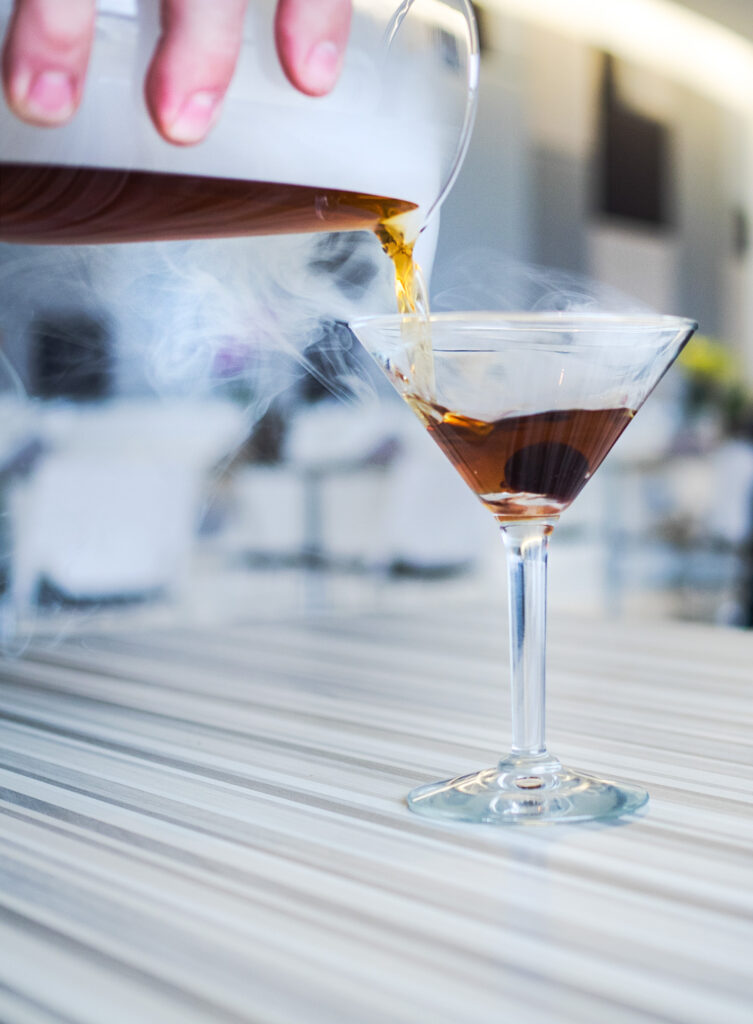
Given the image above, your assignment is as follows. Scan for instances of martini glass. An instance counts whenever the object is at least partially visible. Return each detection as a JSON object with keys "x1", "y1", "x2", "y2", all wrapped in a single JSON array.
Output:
[{"x1": 350, "y1": 312, "x2": 697, "y2": 824}]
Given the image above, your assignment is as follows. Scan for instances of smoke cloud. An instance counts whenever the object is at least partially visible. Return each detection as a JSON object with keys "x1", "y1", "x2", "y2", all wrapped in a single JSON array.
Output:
[
  {"x1": 0, "y1": 230, "x2": 396, "y2": 650},
  {"x1": 0, "y1": 230, "x2": 395, "y2": 404},
  {"x1": 430, "y1": 248, "x2": 655, "y2": 315}
]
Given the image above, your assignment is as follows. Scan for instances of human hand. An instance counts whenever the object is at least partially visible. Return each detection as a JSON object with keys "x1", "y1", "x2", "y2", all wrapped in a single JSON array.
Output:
[{"x1": 1, "y1": 0, "x2": 352, "y2": 144}]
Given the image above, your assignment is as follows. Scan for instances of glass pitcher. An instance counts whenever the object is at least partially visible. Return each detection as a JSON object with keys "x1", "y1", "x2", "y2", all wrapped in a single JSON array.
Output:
[{"x1": 0, "y1": 0, "x2": 479, "y2": 245}]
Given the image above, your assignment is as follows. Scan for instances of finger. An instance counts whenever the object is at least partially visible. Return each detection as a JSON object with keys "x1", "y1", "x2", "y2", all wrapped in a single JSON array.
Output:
[
  {"x1": 2, "y1": 0, "x2": 95, "y2": 126},
  {"x1": 145, "y1": 0, "x2": 248, "y2": 146},
  {"x1": 275, "y1": 0, "x2": 351, "y2": 97}
]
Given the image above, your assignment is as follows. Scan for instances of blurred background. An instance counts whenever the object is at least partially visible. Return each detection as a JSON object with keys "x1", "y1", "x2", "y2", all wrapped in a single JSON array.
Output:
[{"x1": 3, "y1": 0, "x2": 753, "y2": 643}]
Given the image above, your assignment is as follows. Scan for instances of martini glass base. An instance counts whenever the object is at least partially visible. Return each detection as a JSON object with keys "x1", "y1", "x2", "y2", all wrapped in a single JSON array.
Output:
[{"x1": 406, "y1": 754, "x2": 648, "y2": 825}]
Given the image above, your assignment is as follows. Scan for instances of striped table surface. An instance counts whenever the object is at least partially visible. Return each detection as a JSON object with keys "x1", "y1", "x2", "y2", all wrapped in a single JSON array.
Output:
[{"x1": 0, "y1": 603, "x2": 752, "y2": 1024}]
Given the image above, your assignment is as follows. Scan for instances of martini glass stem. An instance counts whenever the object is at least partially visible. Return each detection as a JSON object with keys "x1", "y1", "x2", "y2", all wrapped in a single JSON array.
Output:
[{"x1": 501, "y1": 522, "x2": 554, "y2": 759}]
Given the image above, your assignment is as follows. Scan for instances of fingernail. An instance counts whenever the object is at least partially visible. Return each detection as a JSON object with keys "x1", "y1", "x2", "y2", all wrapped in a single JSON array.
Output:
[
  {"x1": 24, "y1": 70, "x2": 76, "y2": 123},
  {"x1": 304, "y1": 40, "x2": 341, "y2": 95},
  {"x1": 168, "y1": 91, "x2": 221, "y2": 144}
]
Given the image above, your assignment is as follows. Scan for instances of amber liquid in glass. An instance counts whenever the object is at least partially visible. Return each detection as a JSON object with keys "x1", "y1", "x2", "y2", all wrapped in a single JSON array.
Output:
[{"x1": 408, "y1": 399, "x2": 635, "y2": 521}]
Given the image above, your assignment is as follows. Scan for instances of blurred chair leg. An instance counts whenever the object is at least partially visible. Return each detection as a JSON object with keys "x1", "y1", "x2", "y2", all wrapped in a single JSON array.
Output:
[{"x1": 737, "y1": 534, "x2": 753, "y2": 627}]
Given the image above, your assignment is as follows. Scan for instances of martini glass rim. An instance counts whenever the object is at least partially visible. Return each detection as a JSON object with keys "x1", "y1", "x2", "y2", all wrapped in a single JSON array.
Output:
[{"x1": 350, "y1": 310, "x2": 698, "y2": 342}]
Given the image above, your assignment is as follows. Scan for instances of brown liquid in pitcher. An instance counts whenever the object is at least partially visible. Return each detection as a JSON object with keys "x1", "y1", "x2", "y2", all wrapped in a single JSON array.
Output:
[
  {"x1": 408, "y1": 399, "x2": 635, "y2": 521},
  {"x1": 0, "y1": 160, "x2": 425, "y2": 313},
  {"x1": 0, "y1": 162, "x2": 415, "y2": 243}
]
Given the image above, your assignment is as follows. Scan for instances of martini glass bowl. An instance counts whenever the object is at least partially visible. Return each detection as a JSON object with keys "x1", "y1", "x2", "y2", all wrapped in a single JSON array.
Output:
[{"x1": 350, "y1": 311, "x2": 697, "y2": 824}]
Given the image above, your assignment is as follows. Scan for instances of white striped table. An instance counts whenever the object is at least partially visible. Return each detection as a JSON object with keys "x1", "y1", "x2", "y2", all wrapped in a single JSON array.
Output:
[{"x1": 0, "y1": 605, "x2": 751, "y2": 1024}]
